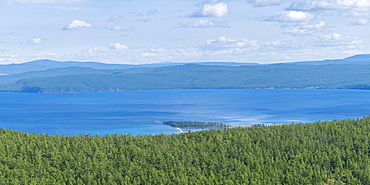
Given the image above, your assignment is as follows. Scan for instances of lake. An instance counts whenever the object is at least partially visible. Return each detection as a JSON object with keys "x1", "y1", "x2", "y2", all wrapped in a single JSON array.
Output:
[{"x1": 1, "y1": 89, "x2": 370, "y2": 136}]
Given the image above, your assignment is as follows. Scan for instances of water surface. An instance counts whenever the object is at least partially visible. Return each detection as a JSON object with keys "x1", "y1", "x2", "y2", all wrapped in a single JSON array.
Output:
[{"x1": 1, "y1": 89, "x2": 369, "y2": 135}]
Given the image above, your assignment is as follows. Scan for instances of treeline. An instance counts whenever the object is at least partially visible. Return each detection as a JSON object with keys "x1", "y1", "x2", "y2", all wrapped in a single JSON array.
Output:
[
  {"x1": 1, "y1": 117, "x2": 370, "y2": 184},
  {"x1": 163, "y1": 121, "x2": 230, "y2": 129}
]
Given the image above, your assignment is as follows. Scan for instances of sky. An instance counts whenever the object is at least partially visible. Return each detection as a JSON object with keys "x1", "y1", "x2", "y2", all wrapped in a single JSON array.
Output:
[{"x1": 0, "y1": 0, "x2": 370, "y2": 64}]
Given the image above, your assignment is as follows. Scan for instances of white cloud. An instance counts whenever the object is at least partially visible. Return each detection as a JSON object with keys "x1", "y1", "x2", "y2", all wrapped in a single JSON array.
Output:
[
  {"x1": 323, "y1": 33, "x2": 344, "y2": 40},
  {"x1": 353, "y1": 18, "x2": 368, "y2": 25},
  {"x1": 0, "y1": 49, "x2": 25, "y2": 64},
  {"x1": 248, "y1": 0, "x2": 289, "y2": 6},
  {"x1": 205, "y1": 36, "x2": 259, "y2": 50},
  {"x1": 350, "y1": 11, "x2": 369, "y2": 16},
  {"x1": 21, "y1": 37, "x2": 43, "y2": 45},
  {"x1": 110, "y1": 26, "x2": 134, "y2": 32},
  {"x1": 192, "y1": 3, "x2": 228, "y2": 17},
  {"x1": 106, "y1": 16, "x2": 123, "y2": 22},
  {"x1": 247, "y1": 0, "x2": 370, "y2": 10},
  {"x1": 63, "y1": 20, "x2": 93, "y2": 30},
  {"x1": 32, "y1": 52, "x2": 57, "y2": 56},
  {"x1": 283, "y1": 21, "x2": 326, "y2": 35},
  {"x1": 264, "y1": 40, "x2": 303, "y2": 48},
  {"x1": 266, "y1": 11, "x2": 314, "y2": 22},
  {"x1": 289, "y1": 0, "x2": 370, "y2": 11},
  {"x1": 283, "y1": 28, "x2": 310, "y2": 35},
  {"x1": 303, "y1": 21, "x2": 326, "y2": 29},
  {"x1": 7, "y1": 0, "x2": 82, "y2": 4},
  {"x1": 236, "y1": 39, "x2": 260, "y2": 47},
  {"x1": 109, "y1": 43, "x2": 129, "y2": 50},
  {"x1": 313, "y1": 32, "x2": 363, "y2": 47},
  {"x1": 111, "y1": 26, "x2": 123, "y2": 31},
  {"x1": 150, "y1": 48, "x2": 167, "y2": 53},
  {"x1": 88, "y1": 47, "x2": 99, "y2": 54},
  {"x1": 141, "y1": 53, "x2": 156, "y2": 57},
  {"x1": 180, "y1": 19, "x2": 229, "y2": 28},
  {"x1": 206, "y1": 36, "x2": 235, "y2": 44}
]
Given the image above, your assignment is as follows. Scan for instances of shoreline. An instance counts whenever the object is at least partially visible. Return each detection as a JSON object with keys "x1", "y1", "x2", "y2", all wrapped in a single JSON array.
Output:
[
  {"x1": 175, "y1": 127, "x2": 184, "y2": 133},
  {"x1": 152, "y1": 120, "x2": 285, "y2": 135},
  {"x1": 228, "y1": 122, "x2": 278, "y2": 126},
  {"x1": 157, "y1": 120, "x2": 279, "y2": 134}
]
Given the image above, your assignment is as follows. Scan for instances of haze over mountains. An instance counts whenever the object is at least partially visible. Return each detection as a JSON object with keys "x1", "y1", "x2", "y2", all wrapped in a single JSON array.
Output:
[{"x1": 1, "y1": 54, "x2": 370, "y2": 93}]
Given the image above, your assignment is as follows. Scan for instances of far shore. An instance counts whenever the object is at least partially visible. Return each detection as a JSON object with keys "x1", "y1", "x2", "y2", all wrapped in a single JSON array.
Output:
[
  {"x1": 147, "y1": 120, "x2": 280, "y2": 134},
  {"x1": 148, "y1": 120, "x2": 278, "y2": 127},
  {"x1": 171, "y1": 122, "x2": 280, "y2": 134},
  {"x1": 227, "y1": 122, "x2": 277, "y2": 127}
]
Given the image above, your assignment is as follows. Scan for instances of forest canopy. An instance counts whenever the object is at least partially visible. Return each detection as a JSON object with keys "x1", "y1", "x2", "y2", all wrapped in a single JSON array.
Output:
[{"x1": 1, "y1": 117, "x2": 370, "y2": 184}]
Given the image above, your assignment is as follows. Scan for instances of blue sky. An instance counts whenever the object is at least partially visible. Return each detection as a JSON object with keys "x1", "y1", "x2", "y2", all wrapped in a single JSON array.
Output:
[{"x1": 1, "y1": 0, "x2": 370, "y2": 64}]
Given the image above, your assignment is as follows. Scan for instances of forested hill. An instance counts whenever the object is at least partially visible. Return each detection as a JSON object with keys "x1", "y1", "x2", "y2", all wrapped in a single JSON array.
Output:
[
  {"x1": 1, "y1": 54, "x2": 370, "y2": 93},
  {"x1": 1, "y1": 117, "x2": 370, "y2": 184}
]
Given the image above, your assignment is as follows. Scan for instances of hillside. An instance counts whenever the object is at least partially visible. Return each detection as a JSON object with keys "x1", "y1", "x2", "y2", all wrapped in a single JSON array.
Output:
[
  {"x1": 1, "y1": 117, "x2": 370, "y2": 184},
  {"x1": 1, "y1": 54, "x2": 370, "y2": 93},
  {"x1": 0, "y1": 59, "x2": 185, "y2": 75}
]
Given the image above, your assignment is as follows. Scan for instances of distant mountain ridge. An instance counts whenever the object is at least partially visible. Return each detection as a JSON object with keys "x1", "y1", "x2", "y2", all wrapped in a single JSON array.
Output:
[
  {"x1": 1, "y1": 54, "x2": 370, "y2": 93},
  {"x1": 0, "y1": 60, "x2": 135, "y2": 75},
  {"x1": 0, "y1": 60, "x2": 261, "y2": 75},
  {"x1": 292, "y1": 54, "x2": 370, "y2": 65},
  {"x1": 2, "y1": 53, "x2": 369, "y2": 74}
]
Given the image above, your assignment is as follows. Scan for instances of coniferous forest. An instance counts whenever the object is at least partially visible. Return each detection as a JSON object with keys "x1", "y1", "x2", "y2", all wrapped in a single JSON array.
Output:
[{"x1": 1, "y1": 117, "x2": 370, "y2": 184}]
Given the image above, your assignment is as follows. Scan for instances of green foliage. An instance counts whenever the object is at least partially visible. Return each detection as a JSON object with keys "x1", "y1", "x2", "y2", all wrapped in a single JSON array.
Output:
[
  {"x1": 163, "y1": 121, "x2": 230, "y2": 129},
  {"x1": 1, "y1": 117, "x2": 370, "y2": 184}
]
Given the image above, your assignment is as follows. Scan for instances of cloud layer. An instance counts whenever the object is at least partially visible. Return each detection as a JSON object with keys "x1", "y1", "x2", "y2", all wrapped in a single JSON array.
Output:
[
  {"x1": 63, "y1": 20, "x2": 93, "y2": 30},
  {"x1": 7, "y1": 0, "x2": 82, "y2": 4},
  {"x1": 1, "y1": 0, "x2": 370, "y2": 65},
  {"x1": 248, "y1": 0, "x2": 289, "y2": 7},
  {"x1": 180, "y1": 19, "x2": 229, "y2": 28},
  {"x1": 266, "y1": 11, "x2": 314, "y2": 22},
  {"x1": 289, "y1": 0, "x2": 370, "y2": 11},
  {"x1": 192, "y1": 3, "x2": 228, "y2": 17},
  {"x1": 109, "y1": 43, "x2": 129, "y2": 50},
  {"x1": 21, "y1": 37, "x2": 43, "y2": 45}
]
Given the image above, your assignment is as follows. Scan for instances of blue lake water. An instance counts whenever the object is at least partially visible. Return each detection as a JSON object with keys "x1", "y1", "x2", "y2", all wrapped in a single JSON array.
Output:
[{"x1": 1, "y1": 89, "x2": 370, "y2": 136}]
